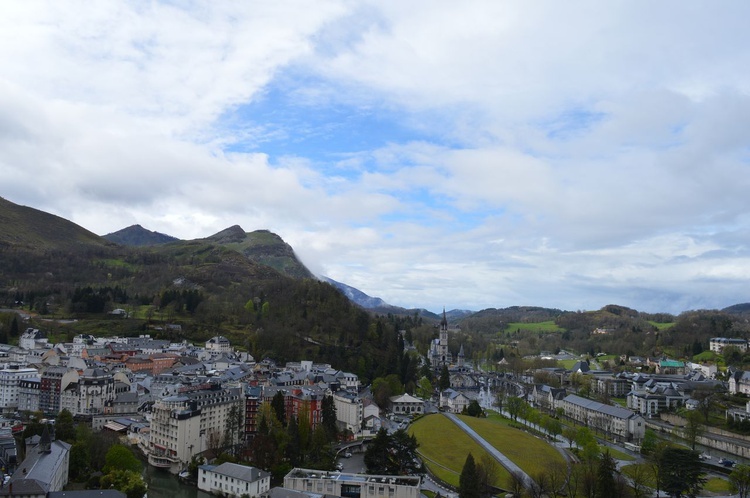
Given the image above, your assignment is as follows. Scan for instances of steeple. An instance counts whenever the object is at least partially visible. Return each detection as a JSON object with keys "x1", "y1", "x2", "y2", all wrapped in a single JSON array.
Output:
[
  {"x1": 441, "y1": 308, "x2": 448, "y2": 328},
  {"x1": 39, "y1": 424, "x2": 52, "y2": 453}
]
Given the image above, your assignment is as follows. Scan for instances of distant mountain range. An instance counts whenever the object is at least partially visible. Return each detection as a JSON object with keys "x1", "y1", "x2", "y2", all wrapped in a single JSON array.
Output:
[
  {"x1": 104, "y1": 224, "x2": 179, "y2": 246},
  {"x1": 3, "y1": 196, "x2": 750, "y2": 320}
]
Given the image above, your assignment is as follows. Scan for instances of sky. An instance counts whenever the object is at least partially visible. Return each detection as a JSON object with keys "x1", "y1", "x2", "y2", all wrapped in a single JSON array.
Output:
[{"x1": 1, "y1": 2, "x2": 750, "y2": 315}]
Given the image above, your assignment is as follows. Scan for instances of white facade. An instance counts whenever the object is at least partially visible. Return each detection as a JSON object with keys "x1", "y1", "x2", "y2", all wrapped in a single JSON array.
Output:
[
  {"x1": 284, "y1": 468, "x2": 421, "y2": 498},
  {"x1": 439, "y1": 389, "x2": 470, "y2": 414},
  {"x1": 710, "y1": 337, "x2": 748, "y2": 353},
  {"x1": 0, "y1": 367, "x2": 39, "y2": 410},
  {"x1": 148, "y1": 385, "x2": 243, "y2": 473},
  {"x1": 334, "y1": 390, "x2": 363, "y2": 436},
  {"x1": 562, "y1": 394, "x2": 645, "y2": 442},
  {"x1": 389, "y1": 393, "x2": 424, "y2": 416},
  {"x1": 198, "y1": 463, "x2": 270, "y2": 498}
]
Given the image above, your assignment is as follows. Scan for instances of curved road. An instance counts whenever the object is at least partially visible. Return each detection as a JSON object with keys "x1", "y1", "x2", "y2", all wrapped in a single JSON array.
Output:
[{"x1": 443, "y1": 412, "x2": 533, "y2": 484}]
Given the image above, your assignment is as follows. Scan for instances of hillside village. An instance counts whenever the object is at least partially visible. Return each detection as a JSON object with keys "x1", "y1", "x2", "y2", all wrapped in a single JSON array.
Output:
[{"x1": 4, "y1": 304, "x2": 750, "y2": 498}]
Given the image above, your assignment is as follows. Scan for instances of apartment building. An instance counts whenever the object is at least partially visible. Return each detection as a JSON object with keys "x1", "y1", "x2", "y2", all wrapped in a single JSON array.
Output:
[{"x1": 148, "y1": 383, "x2": 242, "y2": 473}]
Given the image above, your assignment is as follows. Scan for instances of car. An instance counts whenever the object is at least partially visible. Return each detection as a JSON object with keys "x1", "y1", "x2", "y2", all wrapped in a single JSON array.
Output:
[
  {"x1": 335, "y1": 462, "x2": 344, "y2": 471},
  {"x1": 343, "y1": 452, "x2": 352, "y2": 458},
  {"x1": 721, "y1": 459, "x2": 735, "y2": 467}
]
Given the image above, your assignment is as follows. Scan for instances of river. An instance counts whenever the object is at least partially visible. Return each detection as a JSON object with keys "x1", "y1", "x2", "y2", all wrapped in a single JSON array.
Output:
[{"x1": 143, "y1": 466, "x2": 211, "y2": 498}]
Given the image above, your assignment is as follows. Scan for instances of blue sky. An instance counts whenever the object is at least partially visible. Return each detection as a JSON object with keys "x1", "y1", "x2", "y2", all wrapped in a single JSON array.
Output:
[{"x1": 1, "y1": 1, "x2": 750, "y2": 314}]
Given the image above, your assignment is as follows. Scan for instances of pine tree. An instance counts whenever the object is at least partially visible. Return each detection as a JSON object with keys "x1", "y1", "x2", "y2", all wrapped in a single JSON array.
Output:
[
  {"x1": 439, "y1": 364, "x2": 450, "y2": 391},
  {"x1": 459, "y1": 453, "x2": 481, "y2": 498}
]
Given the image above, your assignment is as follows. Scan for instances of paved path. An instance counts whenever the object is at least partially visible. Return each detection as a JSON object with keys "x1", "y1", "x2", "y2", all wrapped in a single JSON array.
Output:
[{"x1": 443, "y1": 412, "x2": 533, "y2": 484}]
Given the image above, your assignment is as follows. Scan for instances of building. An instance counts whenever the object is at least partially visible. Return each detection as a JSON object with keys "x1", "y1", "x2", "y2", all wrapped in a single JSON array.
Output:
[
  {"x1": 710, "y1": 337, "x2": 749, "y2": 353},
  {"x1": 205, "y1": 336, "x2": 233, "y2": 357},
  {"x1": 333, "y1": 390, "x2": 363, "y2": 437},
  {"x1": 389, "y1": 393, "x2": 424, "y2": 416},
  {"x1": 198, "y1": 462, "x2": 270, "y2": 498},
  {"x1": 148, "y1": 383, "x2": 243, "y2": 473},
  {"x1": 60, "y1": 368, "x2": 118, "y2": 416},
  {"x1": 439, "y1": 389, "x2": 470, "y2": 414},
  {"x1": 0, "y1": 427, "x2": 70, "y2": 498},
  {"x1": 0, "y1": 366, "x2": 39, "y2": 413},
  {"x1": 561, "y1": 394, "x2": 645, "y2": 442},
  {"x1": 17, "y1": 377, "x2": 41, "y2": 413},
  {"x1": 283, "y1": 468, "x2": 421, "y2": 498},
  {"x1": 429, "y1": 309, "x2": 452, "y2": 368},
  {"x1": 40, "y1": 367, "x2": 78, "y2": 416}
]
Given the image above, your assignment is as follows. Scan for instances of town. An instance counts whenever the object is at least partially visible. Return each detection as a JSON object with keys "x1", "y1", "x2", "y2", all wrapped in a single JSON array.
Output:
[{"x1": 3, "y1": 307, "x2": 750, "y2": 498}]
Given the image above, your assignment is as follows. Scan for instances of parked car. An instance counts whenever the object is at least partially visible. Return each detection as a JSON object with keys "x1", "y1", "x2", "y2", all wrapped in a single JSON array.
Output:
[
  {"x1": 335, "y1": 462, "x2": 344, "y2": 471},
  {"x1": 343, "y1": 452, "x2": 352, "y2": 458}
]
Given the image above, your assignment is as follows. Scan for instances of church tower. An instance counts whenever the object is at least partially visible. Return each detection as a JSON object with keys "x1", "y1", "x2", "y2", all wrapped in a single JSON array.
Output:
[{"x1": 430, "y1": 308, "x2": 452, "y2": 368}]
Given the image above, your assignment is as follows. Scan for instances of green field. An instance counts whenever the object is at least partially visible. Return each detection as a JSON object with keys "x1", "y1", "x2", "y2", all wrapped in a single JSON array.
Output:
[
  {"x1": 409, "y1": 413, "x2": 566, "y2": 487},
  {"x1": 409, "y1": 413, "x2": 510, "y2": 486},
  {"x1": 648, "y1": 321, "x2": 676, "y2": 330},
  {"x1": 458, "y1": 415, "x2": 567, "y2": 476},
  {"x1": 503, "y1": 321, "x2": 563, "y2": 334}
]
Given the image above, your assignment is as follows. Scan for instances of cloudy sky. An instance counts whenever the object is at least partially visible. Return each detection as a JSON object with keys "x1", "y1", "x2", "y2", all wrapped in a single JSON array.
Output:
[{"x1": 1, "y1": 2, "x2": 750, "y2": 314}]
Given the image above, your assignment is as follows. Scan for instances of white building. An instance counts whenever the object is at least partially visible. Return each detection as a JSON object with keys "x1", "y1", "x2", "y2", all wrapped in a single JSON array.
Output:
[
  {"x1": 439, "y1": 389, "x2": 470, "y2": 414},
  {"x1": 0, "y1": 366, "x2": 39, "y2": 412},
  {"x1": 205, "y1": 336, "x2": 233, "y2": 356},
  {"x1": 389, "y1": 393, "x2": 424, "y2": 416},
  {"x1": 284, "y1": 468, "x2": 421, "y2": 498},
  {"x1": 562, "y1": 394, "x2": 645, "y2": 442},
  {"x1": 710, "y1": 337, "x2": 748, "y2": 353},
  {"x1": 148, "y1": 384, "x2": 243, "y2": 473},
  {"x1": 0, "y1": 427, "x2": 70, "y2": 498},
  {"x1": 333, "y1": 390, "x2": 363, "y2": 436},
  {"x1": 198, "y1": 463, "x2": 270, "y2": 498}
]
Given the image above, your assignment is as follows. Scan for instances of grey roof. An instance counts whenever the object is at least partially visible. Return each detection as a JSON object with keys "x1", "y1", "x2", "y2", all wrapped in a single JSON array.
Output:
[
  {"x1": 200, "y1": 462, "x2": 269, "y2": 483},
  {"x1": 563, "y1": 394, "x2": 640, "y2": 420}
]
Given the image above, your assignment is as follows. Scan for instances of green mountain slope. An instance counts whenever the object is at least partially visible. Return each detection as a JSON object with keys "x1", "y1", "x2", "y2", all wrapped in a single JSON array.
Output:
[
  {"x1": 205, "y1": 225, "x2": 314, "y2": 279},
  {"x1": 0, "y1": 196, "x2": 112, "y2": 250}
]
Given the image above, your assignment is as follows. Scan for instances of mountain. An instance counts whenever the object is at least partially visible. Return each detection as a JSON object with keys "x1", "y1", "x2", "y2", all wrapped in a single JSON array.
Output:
[
  {"x1": 0, "y1": 196, "x2": 112, "y2": 250},
  {"x1": 103, "y1": 224, "x2": 179, "y2": 246},
  {"x1": 204, "y1": 226, "x2": 314, "y2": 280},
  {"x1": 322, "y1": 277, "x2": 392, "y2": 309}
]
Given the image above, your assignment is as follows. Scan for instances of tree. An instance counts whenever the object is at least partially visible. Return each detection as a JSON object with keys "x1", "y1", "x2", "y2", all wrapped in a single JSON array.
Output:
[
  {"x1": 595, "y1": 450, "x2": 617, "y2": 498},
  {"x1": 100, "y1": 470, "x2": 146, "y2": 498},
  {"x1": 104, "y1": 444, "x2": 141, "y2": 474},
  {"x1": 506, "y1": 396, "x2": 525, "y2": 422},
  {"x1": 476, "y1": 453, "x2": 500, "y2": 497},
  {"x1": 459, "y1": 454, "x2": 481, "y2": 498},
  {"x1": 271, "y1": 391, "x2": 286, "y2": 426},
  {"x1": 730, "y1": 464, "x2": 750, "y2": 498},
  {"x1": 439, "y1": 365, "x2": 451, "y2": 391},
  {"x1": 563, "y1": 426, "x2": 578, "y2": 448},
  {"x1": 322, "y1": 395, "x2": 338, "y2": 440},
  {"x1": 416, "y1": 376, "x2": 434, "y2": 400},
  {"x1": 364, "y1": 428, "x2": 419, "y2": 475},
  {"x1": 55, "y1": 408, "x2": 76, "y2": 443},
  {"x1": 658, "y1": 447, "x2": 706, "y2": 498},
  {"x1": 466, "y1": 400, "x2": 483, "y2": 417},
  {"x1": 640, "y1": 428, "x2": 657, "y2": 455},
  {"x1": 506, "y1": 470, "x2": 527, "y2": 498},
  {"x1": 682, "y1": 409, "x2": 704, "y2": 451},
  {"x1": 543, "y1": 415, "x2": 562, "y2": 442}
]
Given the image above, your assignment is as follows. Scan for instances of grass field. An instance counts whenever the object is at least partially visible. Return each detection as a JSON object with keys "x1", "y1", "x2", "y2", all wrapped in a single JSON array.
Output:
[
  {"x1": 648, "y1": 321, "x2": 676, "y2": 330},
  {"x1": 409, "y1": 413, "x2": 510, "y2": 487},
  {"x1": 457, "y1": 415, "x2": 567, "y2": 477},
  {"x1": 503, "y1": 321, "x2": 563, "y2": 334},
  {"x1": 621, "y1": 463, "x2": 731, "y2": 496}
]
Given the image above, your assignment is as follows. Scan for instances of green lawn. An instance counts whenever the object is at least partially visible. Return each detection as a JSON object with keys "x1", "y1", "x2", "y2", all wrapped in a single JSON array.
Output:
[
  {"x1": 604, "y1": 447, "x2": 636, "y2": 462},
  {"x1": 702, "y1": 476, "x2": 733, "y2": 494},
  {"x1": 503, "y1": 321, "x2": 563, "y2": 334},
  {"x1": 648, "y1": 320, "x2": 676, "y2": 330},
  {"x1": 558, "y1": 359, "x2": 579, "y2": 369},
  {"x1": 456, "y1": 415, "x2": 567, "y2": 477},
  {"x1": 409, "y1": 413, "x2": 511, "y2": 487}
]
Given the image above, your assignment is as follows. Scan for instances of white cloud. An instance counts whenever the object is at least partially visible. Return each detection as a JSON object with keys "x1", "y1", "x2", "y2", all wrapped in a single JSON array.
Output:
[{"x1": 2, "y1": 1, "x2": 750, "y2": 314}]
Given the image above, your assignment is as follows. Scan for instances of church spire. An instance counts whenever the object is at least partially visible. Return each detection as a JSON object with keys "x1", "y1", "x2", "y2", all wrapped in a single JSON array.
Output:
[
  {"x1": 441, "y1": 307, "x2": 448, "y2": 327},
  {"x1": 39, "y1": 424, "x2": 52, "y2": 453}
]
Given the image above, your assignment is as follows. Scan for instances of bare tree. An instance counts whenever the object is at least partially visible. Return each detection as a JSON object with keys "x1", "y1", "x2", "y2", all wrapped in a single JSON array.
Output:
[{"x1": 507, "y1": 470, "x2": 527, "y2": 498}]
